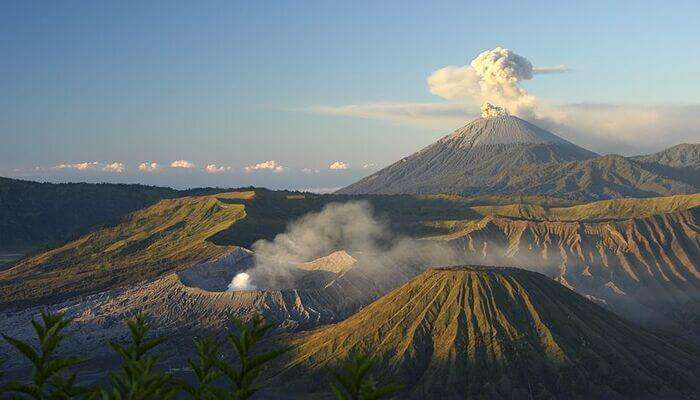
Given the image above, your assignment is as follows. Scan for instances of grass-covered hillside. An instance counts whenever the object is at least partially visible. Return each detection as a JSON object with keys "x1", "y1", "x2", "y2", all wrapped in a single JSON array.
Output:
[
  {"x1": 469, "y1": 193, "x2": 700, "y2": 221},
  {"x1": 417, "y1": 193, "x2": 700, "y2": 339},
  {"x1": 2, "y1": 188, "x2": 697, "y2": 311},
  {"x1": 278, "y1": 267, "x2": 700, "y2": 399},
  {"x1": 0, "y1": 176, "x2": 235, "y2": 252},
  {"x1": 0, "y1": 192, "x2": 251, "y2": 308},
  {"x1": 0, "y1": 188, "x2": 574, "y2": 309}
]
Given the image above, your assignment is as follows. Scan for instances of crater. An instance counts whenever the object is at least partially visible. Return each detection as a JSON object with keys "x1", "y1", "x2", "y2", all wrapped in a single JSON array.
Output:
[{"x1": 177, "y1": 247, "x2": 254, "y2": 291}]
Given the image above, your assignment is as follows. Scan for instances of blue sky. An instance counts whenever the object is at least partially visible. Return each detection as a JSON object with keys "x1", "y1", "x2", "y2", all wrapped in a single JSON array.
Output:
[{"x1": 2, "y1": 1, "x2": 699, "y2": 189}]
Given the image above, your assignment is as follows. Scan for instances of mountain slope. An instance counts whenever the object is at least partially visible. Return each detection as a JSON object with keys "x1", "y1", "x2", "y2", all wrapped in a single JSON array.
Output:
[
  {"x1": 337, "y1": 113, "x2": 598, "y2": 196},
  {"x1": 432, "y1": 207, "x2": 700, "y2": 329},
  {"x1": 469, "y1": 193, "x2": 700, "y2": 221},
  {"x1": 279, "y1": 267, "x2": 699, "y2": 399},
  {"x1": 338, "y1": 115, "x2": 699, "y2": 200},
  {"x1": 633, "y1": 143, "x2": 700, "y2": 169},
  {"x1": 4, "y1": 189, "x2": 698, "y2": 324},
  {"x1": 0, "y1": 177, "x2": 181, "y2": 252},
  {"x1": 487, "y1": 154, "x2": 698, "y2": 200},
  {"x1": 632, "y1": 143, "x2": 700, "y2": 188},
  {"x1": 0, "y1": 191, "x2": 252, "y2": 309},
  {"x1": 0, "y1": 188, "x2": 485, "y2": 309},
  {"x1": 0, "y1": 248, "x2": 427, "y2": 376}
]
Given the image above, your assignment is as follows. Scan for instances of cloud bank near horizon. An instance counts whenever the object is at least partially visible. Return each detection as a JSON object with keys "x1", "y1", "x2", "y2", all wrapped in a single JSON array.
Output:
[
  {"x1": 329, "y1": 161, "x2": 349, "y2": 170},
  {"x1": 53, "y1": 161, "x2": 125, "y2": 173},
  {"x1": 170, "y1": 160, "x2": 196, "y2": 169},
  {"x1": 245, "y1": 160, "x2": 286, "y2": 173}
]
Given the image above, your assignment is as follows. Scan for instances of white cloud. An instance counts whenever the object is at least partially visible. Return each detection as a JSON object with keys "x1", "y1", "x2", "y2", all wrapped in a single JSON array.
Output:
[
  {"x1": 245, "y1": 160, "x2": 286, "y2": 173},
  {"x1": 138, "y1": 162, "x2": 160, "y2": 172},
  {"x1": 309, "y1": 102, "x2": 470, "y2": 129},
  {"x1": 51, "y1": 161, "x2": 125, "y2": 173},
  {"x1": 205, "y1": 164, "x2": 231, "y2": 174},
  {"x1": 170, "y1": 160, "x2": 195, "y2": 169},
  {"x1": 310, "y1": 100, "x2": 700, "y2": 155},
  {"x1": 53, "y1": 162, "x2": 100, "y2": 171},
  {"x1": 302, "y1": 168, "x2": 320, "y2": 174},
  {"x1": 329, "y1": 161, "x2": 349, "y2": 170},
  {"x1": 427, "y1": 66, "x2": 482, "y2": 102},
  {"x1": 102, "y1": 162, "x2": 125, "y2": 173},
  {"x1": 534, "y1": 104, "x2": 700, "y2": 155},
  {"x1": 362, "y1": 163, "x2": 376, "y2": 169},
  {"x1": 533, "y1": 65, "x2": 571, "y2": 74},
  {"x1": 11, "y1": 166, "x2": 44, "y2": 173},
  {"x1": 296, "y1": 187, "x2": 343, "y2": 194}
]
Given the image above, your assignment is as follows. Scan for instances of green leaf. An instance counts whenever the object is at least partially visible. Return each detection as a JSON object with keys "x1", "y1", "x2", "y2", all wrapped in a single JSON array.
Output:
[
  {"x1": 2, "y1": 334, "x2": 40, "y2": 365},
  {"x1": 331, "y1": 382, "x2": 350, "y2": 400}
]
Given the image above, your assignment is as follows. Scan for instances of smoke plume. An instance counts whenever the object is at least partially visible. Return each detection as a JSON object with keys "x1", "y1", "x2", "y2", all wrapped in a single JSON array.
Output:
[
  {"x1": 228, "y1": 272, "x2": 255, "y2": 291},
  {"x1": 428, "y1": 47, "x2": 541, "y2": 117},
  {"x1": 229, "y1": 201, "x2": 462, "y2": 291}
]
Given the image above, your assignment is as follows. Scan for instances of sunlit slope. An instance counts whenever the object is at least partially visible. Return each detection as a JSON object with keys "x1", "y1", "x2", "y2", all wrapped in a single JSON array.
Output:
[
  {"x1": 0, "y1": 188, "x2": 532, "y2": 308},
  {"x1": 0, "y1": 177, "x2": 183, "y2": 252},
  {"x1": 0, "y1": 192, "x2": 252, "y2": 308},
  {"x1": 431, "y1": 207, "x2": 700, "y2": 327},
  {"x1": 281, "y1": 267, "x2": 699, "y2": 399},
  {"x1": 488, "y1": 154, "x2": 697, "y2": 200},
  {"x1": 337, "y1": 114, "x2": 599, "y2": 197},
  {"x1": 337, "y1": 115, "x2": 698, "y2": 199},
  {"x1": 3, "y1": 189, "x2": 697, "y2": 315},
  {"x1": 469, "y1": 193, "x2": 700, "y2": 221}
]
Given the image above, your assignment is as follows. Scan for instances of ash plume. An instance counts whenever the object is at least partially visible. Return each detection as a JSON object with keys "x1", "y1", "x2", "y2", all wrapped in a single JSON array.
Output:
[{"x1": 428, "y1": 47, "x2": 542, "y2": 117}]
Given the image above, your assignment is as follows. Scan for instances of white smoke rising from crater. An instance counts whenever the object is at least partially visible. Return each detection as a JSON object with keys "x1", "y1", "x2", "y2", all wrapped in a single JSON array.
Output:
[
  {"x1": 227, "y1": 201, "x2": 462, "y2": 291},
  {"x1": 228, "y1": 272, "x2": 256, "y2": 291}
]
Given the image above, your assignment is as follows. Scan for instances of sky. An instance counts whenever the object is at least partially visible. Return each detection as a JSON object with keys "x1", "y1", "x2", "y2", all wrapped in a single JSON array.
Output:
[{"x1": 2, "y1": 0, "x2": 699, "y2": 189}]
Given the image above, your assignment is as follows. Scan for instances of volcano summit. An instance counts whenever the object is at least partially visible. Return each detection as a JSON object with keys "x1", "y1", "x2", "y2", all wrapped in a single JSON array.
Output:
[
  {"x1": 338, "y1": 104, "x2": 698, "y2": 199},
  {"x1": 338, "y1": 104, "x2": 597, "y2": 195}
]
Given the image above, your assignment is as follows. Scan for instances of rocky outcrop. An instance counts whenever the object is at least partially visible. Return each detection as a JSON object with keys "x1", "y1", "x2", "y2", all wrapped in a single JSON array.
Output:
[{"x1": 435, "y1": 208, "x2": 700, "y2": 327}]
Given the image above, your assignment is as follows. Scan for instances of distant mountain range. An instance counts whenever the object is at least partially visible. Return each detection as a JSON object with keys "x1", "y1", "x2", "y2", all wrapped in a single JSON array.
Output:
[
  {"x1": 277, "y1": 267, "x2": 699, "y2": 399},
  {"x1": 337, "y1": 113, "x2": 699, "y2": 199}
]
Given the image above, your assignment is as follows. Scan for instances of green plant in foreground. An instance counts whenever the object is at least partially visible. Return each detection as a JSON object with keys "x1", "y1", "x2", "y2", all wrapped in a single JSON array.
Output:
[
  {"x1": 330, "y1": 353, "x2": 401, "y2": 400},
  {"x1": 96, "y1": 313, "x2": 179, "y2": 400},
  {"x1": 1, "y1": 358, "x2": 5, "y2": 398},
  {"x1": 183, "y1": 336, "x2": 222, "y2": 400},
  {"x1": 212, "y1": 314, "x2": 291, "y2": 400},
  {"x1": 1, "y1": 310, "x2": 89, "y2": 399},
  {"x1": 3, "y1": 311, "x2": 399, "y2": 399}
]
